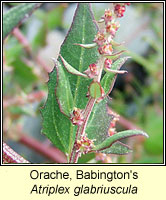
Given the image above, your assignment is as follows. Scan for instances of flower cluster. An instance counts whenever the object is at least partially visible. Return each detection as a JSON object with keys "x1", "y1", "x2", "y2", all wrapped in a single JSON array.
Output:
[
  {"x1": 75, "y1": 134, "x2": 95, "y2": 155},
  {"x1": 84, "y1": 3, "x2": 130, "y2": 80},
  {"x1": 93, "y1": 31, "x2": 106, "y2": 46},
  {"x1": 114, "y1": 3, "x2": 131, "y2": 18},
  {"x1": 94, "y1": 9, "x2": 117, "y2": 56},
  {"x1": 104, "y1": 58, "x2": 113, "y2": 70},
  {"x1": 84, "y1": 63, "x2": 99, "y2": 78},
  {"x1": 93, "y1": 4, "x2": 130, "y2": 57},
  {"x1": 70, "y1": 107, "x2": 84, "y2": 126},
  {"x1": 98, "y1": 43, "x2": 113, "y2": 55},
  {"x1": 105, "y1": 21, "x2": 120, "y2": 37},
  {"x1": 108, "y1": 109, "x2": 119, "y2": 136}
]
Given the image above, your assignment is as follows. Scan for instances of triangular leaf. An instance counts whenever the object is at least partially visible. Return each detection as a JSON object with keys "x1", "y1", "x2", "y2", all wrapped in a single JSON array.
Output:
[
  {"x1": 41, "y1": 3, "x2": 99, "y2": 155},
  {"x1": 59, "y1": 4, "x2": 99, "y2": 110}
]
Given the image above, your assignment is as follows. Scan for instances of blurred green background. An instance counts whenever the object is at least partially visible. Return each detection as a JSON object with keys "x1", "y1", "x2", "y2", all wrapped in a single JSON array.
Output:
[{"x1": 3, "y1": 3, "x2": 163, "y2": 164}]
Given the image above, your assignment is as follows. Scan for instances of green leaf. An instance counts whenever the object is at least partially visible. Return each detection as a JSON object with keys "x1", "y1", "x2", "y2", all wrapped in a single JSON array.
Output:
[
  {"x1": 3, "y1": 3, "x2": 41, "y2": 39},
  {"x1": 101, "y1": 56, "x2": 130, "y2": 95},
  {"x1": 100, "y1": 141, "x2": 132, "y2": 155},
  {"x1": 41, "y1": 3, "x2": 99, "y2": 154},
  {"x1": 78, "y1": 152, "x2": 95, "y2": 163},
  {"x1": 55, "y1": 61, "x2": 74, "y2": 117},
  {"x1": 41, "y1": 68, "x2": 72, "y2": 153},
  {"x1": 89, "y1": 81, "x2": 102, "y2": 99},
  {"x1": 93, "y1": 130, "x2": 149, "y2": 151},
  {"x1": 86, "y1": 98, "x2": 137, "y2": 155},
  {"x1": 86, "y1": 98, "x2": 113, "y2": 144},
  {"x1": 86, "y1": 56, "x2": 131, "y2": 156},
  {"x1": 59, "y1": 55, "x2": 88, "y2": 78},
  {"x1": 59, "y1": 4, "x2": 99, "y2": 110}
]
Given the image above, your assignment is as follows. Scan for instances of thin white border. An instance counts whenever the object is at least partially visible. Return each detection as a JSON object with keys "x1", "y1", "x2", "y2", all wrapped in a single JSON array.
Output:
[{"x1": 1, "y1": 1, "x2": 165, "y2": 166}]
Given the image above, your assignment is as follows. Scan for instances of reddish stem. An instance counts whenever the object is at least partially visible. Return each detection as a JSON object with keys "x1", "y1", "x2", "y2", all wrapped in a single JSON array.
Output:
[
  {"x1": 12, "y1": 28, "x2": 31, "y2": 53},
  {"x1": 3, "y1": 142, "x2": 29, "y2": 164},
  {"x1": 69, "y1": 97, "x2": 96, "y2": 163}
]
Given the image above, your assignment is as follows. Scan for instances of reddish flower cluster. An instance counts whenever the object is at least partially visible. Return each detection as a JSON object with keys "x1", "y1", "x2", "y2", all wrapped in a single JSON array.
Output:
[
  {"x1": 70, "y1": 107, "x2": 84, "y2": 126},
  {"x1": 104, "y1": 58, "x2": 113, "y2": 69},
  {"x1": 84, "y1": 63, "x2": 99, "y2": 78},
  {"x1": 93, "y1": 31, "x2": 106, "y2": 46},
  {"x1": 75, "y1": 134, "x2": 95, "y2": 155},
  {"x1": 93, "y1": 3, "x2": 130, "y2": 56},
  {"x1": 105, "y1": 21, "x2": 120, "y2": 37},
  {"x1": 98, "y1": 43, "x2": 113, "y2": 55},
  {"x1": 114, "y1": 3, "x2": 130, "y2": 18},
  {"x1": 93, "y1": 9, "x2": 115, "y2": 55},
  {"x1": 103, "y1": 8, "x2": 120, "y2": 37},
  {"x1": 81, "y1": 3, "x2": 131, "y2": 79},
  {"x1": 102, "y1": 9, "x2": 113, "y2": 24},
  {"x1": 89, "y1": 63, "x2": 97, "y2": 75}
]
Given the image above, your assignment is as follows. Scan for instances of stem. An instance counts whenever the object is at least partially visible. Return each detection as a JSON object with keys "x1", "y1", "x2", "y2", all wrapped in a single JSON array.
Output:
[
  {"x1": 69, "y1": 97, "x2": 96, "y2": 163},
  {"x1": 69, "y1": 57, "x2": 104, "y2": 163},
  {"x1": 69, "y1": 3, "x2": 132, "y2": 163}
]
